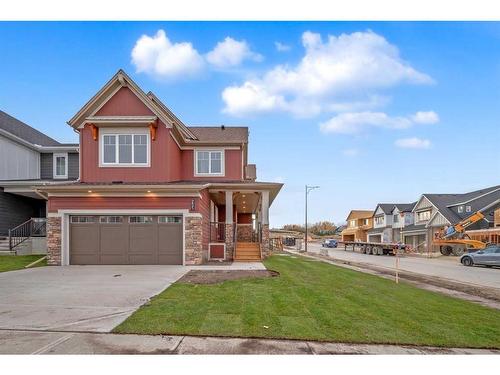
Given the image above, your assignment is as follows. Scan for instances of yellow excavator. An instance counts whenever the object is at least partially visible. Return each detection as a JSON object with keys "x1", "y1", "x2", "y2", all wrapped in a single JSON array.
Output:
[{"x1": 434, "y1": 200, "x2": 500, "y2": 256}]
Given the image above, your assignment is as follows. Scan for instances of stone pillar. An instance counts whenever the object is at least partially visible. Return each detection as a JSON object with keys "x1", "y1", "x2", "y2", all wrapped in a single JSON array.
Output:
[
  {"x1": 47, "y1": 216, "x2": 62, "y2": 266},
  {"x1": 260, "y1": 190, "x2": 271, "y2": 257},
  {"x1": 185, "y1": 216, "x2": 203, "y2": 265},
  {"x1": 225, "y1": 191, "x2": 234, "y2": 260},
  {"x1": 225, "y1": 223, "x2": 234, "y2": 260},
  {"x1": 261, "y1": 224, "x2": 270, "y2": 258}
]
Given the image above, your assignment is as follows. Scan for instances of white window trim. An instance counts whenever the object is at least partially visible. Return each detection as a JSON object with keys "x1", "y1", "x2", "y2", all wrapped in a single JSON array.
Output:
[
  {"x1": 99, "y1": 127, "x2": 150, "y2": 167},
  {"x1": 194, "y1": 149, "x2": 225, "y2": 177},
  {"x1": 53, "y1": 152, "x2": 68, "y2": 179}
]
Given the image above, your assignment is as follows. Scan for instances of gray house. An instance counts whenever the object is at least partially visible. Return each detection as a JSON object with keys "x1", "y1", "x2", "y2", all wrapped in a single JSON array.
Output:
[
  {"x1": 0, "y1": 110, "x2": 79, "y2": 240},
  {"x1": 402, "y1": 185, "x2": 500, "y2": 253},
  {"x1": 367, "y1": 203, "x2": 415, "y2": 243}
]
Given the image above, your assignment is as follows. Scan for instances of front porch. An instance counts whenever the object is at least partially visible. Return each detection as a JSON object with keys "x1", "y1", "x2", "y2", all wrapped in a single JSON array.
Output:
[{"x1": 207, "y1": 189, "x2": 270, "y2": 262}]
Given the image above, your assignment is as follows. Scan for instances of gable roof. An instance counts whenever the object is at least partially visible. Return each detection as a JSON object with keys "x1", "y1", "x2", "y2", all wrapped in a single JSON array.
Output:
[
  {"x1": 346, "y1": 210, "x2": 374, "y2": 220},
  {"x1": 68, "y1": 70, "x2": 172, "y2": 129},
  {"x1": 0, "y1": 110, "x2": 61, "y2": 147},
  {"x1": 188, "y1": 126, "x2": 248, "y2": 144},
  {"x1": 394, "y1": 202, "x2": 416, "y2": 212},
  {"x1": 423, "y1": 185, "x2": 500, "y2": 224},
  {"x1": 374, "y1": 204, "x2": 396, "y2": 215},
  {"x1": 374, "y1": 202, "x2": 415, "y2": 215},
  {"x1": 68, "y1": 70, "x2": 249, "y2": 147}
]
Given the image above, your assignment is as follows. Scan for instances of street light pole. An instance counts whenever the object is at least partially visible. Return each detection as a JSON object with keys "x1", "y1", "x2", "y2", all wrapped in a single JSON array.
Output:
[{"x1": 304, "y1": 185, "x2": 319, "y2": 252}]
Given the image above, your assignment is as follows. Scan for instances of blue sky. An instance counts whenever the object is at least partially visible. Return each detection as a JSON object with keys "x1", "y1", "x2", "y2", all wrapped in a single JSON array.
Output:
[{"x1": 1, "y1": 22, "x2": 499, "y2": 227}]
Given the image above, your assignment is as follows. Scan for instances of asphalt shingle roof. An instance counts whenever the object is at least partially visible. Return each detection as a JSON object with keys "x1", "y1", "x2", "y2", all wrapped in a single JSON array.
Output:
[
  {"x1": 423, "y1": 185, "x2": 500, "y2": 225},
  {"x1": 0, "y1": 110, "x2": 61, "y2": 147},
  {"x1": 188, "y1": 126, "x2": 248, "y2": 143}
]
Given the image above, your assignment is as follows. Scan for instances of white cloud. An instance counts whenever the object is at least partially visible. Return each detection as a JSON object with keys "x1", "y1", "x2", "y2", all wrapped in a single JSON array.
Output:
[
  {"x1": 206, "y1": 37, "x2": 262, "y2": 69},
  {"x1": 222, "y1": 82, "x2": 287, "y2": 117},
  {"x1": 274, "y1": 41, "x2": 291, "y2": 52},
  {"x1": 342, "y1": 148, "x2": 359, "y2": 157},
  {"x1": 411, "y1": 111, "x2": 440, "y2": 124},
  {"x1": 131, "y1": 30, "x2": 204, "y2": 79},
  {"x1": 320, "y1": 110, "x2": 439, "y2": 135},
  {"x1": 222, "y1": 30, "x2": 433, "y2": 117},
  {"x1": 320, "y1": 111, "x2": 411, "y2": 134},
  {"x1": 395, "y1": 137, "x2": 431, "y2": 149}
]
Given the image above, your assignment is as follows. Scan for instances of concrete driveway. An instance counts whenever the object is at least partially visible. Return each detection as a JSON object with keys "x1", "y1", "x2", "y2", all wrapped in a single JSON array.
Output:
[{"x1": 0, "y1": 265, "x2": 188, "y2": 332}]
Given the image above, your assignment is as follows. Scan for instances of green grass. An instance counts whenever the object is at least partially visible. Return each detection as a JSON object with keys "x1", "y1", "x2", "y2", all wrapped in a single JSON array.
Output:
[
  {"x1": 0, "y1": 255, "x2": 47, "y2": 273},
  {"x1": 114, "y1": 255, "x2": 500, "y2": 348}
]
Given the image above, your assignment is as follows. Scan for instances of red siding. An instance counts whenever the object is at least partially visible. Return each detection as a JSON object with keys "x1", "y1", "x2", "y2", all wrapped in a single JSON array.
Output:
[
  {"x1": 96, "y1": 87, "x2": 153, "y2": 116},
  {"x1": 181, "y1": 149, "x2": 242, "y2": 181},
  {"x1": 48, "y1": 196, "x2": 197, "y2": 213},
  {"x1": 79, "y1": 86, "x2": 244, "y2": 183}
]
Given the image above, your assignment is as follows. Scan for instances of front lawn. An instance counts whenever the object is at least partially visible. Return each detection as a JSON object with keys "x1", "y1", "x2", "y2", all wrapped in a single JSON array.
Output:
[
  {"x1": 0, "y1": 255, "x2": 46, "y2": 273},
  {"x1": 114, "y1": 255, "x2": 500, "y2": 348}
]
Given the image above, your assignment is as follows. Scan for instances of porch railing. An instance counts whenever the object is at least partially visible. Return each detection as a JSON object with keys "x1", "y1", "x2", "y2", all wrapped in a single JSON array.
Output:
[
  {"x1": 235, "y1": 223, "x2": 261, "y2": 243},
  {"x1": 209, "y1": 222, "x2": 226, "y2": 243},
  {"x1": 8, "y1": 218, "x2": 47, "y2": 251}
]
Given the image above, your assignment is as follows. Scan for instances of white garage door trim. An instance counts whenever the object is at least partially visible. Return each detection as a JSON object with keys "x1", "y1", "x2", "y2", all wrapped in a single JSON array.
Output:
[{"x1": 51, "y1": 209, "x2": 202, "y2": 266}]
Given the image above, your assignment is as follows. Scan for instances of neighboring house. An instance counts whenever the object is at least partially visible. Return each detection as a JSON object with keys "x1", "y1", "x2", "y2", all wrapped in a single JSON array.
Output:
[
  {"x1": 0, "y1": 110, "x2": 79, "y2": 236},
  {"x1": 402, "y1": 185, "x2": 500, "y2": 253},
  {"x1": 391, "y1": 203, "x2": 416, "y2": 242},
  {"x1": 36, "y1": 70, "x2": 283, "y2": 266},
  {"x1": 367, "y1": 203, "x2": 415, "y2": 243},
  {"x1": 341, "y1": 210, "x2": 373, "y2": 242}
]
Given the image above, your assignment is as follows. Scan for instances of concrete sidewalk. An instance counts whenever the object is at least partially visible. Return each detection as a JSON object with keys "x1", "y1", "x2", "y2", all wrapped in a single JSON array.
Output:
[{"x1": 1, "y1": 330, "x2": 498, "y2": 354}]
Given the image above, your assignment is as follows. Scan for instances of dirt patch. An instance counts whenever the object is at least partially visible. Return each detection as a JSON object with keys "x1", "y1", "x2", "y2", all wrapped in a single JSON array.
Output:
[{"x1": 178, "y1": 270, "x2": 280, "y2": 285}]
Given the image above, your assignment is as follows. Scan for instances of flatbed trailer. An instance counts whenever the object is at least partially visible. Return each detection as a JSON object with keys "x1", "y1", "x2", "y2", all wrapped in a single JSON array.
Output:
[{"x1": 341, "y1": 241, "x2": 409, "y2": 256}]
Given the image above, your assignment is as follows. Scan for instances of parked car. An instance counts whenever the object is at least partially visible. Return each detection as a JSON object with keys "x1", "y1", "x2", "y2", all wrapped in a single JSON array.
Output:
[
  {"x1": 322, "y1": 239, "x2": 338, "y2": 248},
  {"x1": 460, "y1": 245, "x2": 500, "y2": 267}
]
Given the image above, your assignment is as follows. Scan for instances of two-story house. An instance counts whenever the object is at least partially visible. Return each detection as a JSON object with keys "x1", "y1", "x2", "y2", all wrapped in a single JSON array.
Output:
[
  {"x1": 341, "y1": 210, "x2": 373, "y2": 242},
  {"x1": 402, "y1": 185, "x2": 500, "y2": 253},
  {"x1": 367, "y1": 203, "x2": 415, "y2": 243},
  {"x1": 0, "y1": 110, "x2": 79, "y2": 249},
  {"x1": 391, "y1": 203, "x2": 416, "y2": 242},
  {"x1": 37, "y1": 70, "x2": 282, "y2": 266}
]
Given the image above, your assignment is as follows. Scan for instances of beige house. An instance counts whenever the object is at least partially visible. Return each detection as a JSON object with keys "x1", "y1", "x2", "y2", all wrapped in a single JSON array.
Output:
[{"x1": 341, "y1": 210, "x2": 374, "y2": 242}]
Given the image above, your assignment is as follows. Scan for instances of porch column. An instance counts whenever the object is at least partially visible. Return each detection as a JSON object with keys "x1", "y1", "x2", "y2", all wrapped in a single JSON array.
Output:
[
  {"x1": 260, "y1": 190, "x2": 270, "y2": 257},
  {"x1": 225, "y1": 191, "x2": 234, "y2": 260}
]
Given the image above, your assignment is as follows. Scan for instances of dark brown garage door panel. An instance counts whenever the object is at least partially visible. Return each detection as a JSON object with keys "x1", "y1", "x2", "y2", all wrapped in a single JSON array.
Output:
[
  {"x1": 158, "y1": 221, "x2": 183, "y2": 264},
  {"x1": 69, "y1": 215, "x2": 183, "y2": 265},
  {"x1": 129, "y1": 224, "x2": 158, "y2": 265},
  {"x1": 70, "y1": 218, "x2": 99, "y2": 265},
  {"x1": 100, "y1": 224, "x2": 129, "y2": 265}
]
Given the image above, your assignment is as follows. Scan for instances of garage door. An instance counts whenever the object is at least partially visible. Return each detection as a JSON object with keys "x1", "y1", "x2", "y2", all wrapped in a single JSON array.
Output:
[{"x1": 70, "y1": 215, "x2": 183, "y2": 265}]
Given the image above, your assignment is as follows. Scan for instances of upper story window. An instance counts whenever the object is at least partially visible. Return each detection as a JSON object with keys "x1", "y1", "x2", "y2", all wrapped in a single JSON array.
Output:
[
  {"x1": 53, "y1": 153, "x2": 68, "y2": 179},
  {"x1": 195, "y1": 150, "x2": 224, "y2": 176},
  {"x1": 349, "y1": 220, "x2": 356, "y2": 227},
  {"x1": 466, "y1": 205, "x2": 471, "y2": 213},
  {"x1": 100, "y1": 130, "x2": 149, "y2": 167},
  {"x1": 363, "y1": 218, "x2": 369, "y2": 226},
  {"x1": 417, "y1": 210, "x2": 431, "y2": 222},
  {"x1": 374, "y1": 216, "x2": 384, "y2": 225},
  {"x1": 393, "y1": 214, "x2": 399, "y2": 223}
]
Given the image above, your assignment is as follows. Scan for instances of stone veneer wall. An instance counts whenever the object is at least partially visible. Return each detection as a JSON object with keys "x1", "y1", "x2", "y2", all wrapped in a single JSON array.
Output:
[
  {"x1": 225, "y1": 223, "x2": 234, "y2": 261},
  {"x1": 47, "y1": 216, "x2": 62, "y2": 265},
  {"x1": 261, "y1": 224, "x2": 271, "y2": 258},
  {"x1": 236, "y1": 224, "x2": 253, "y2": 242},
  {"x1": 185, "y1": 216, "x2": 204, "y2": 265}
]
